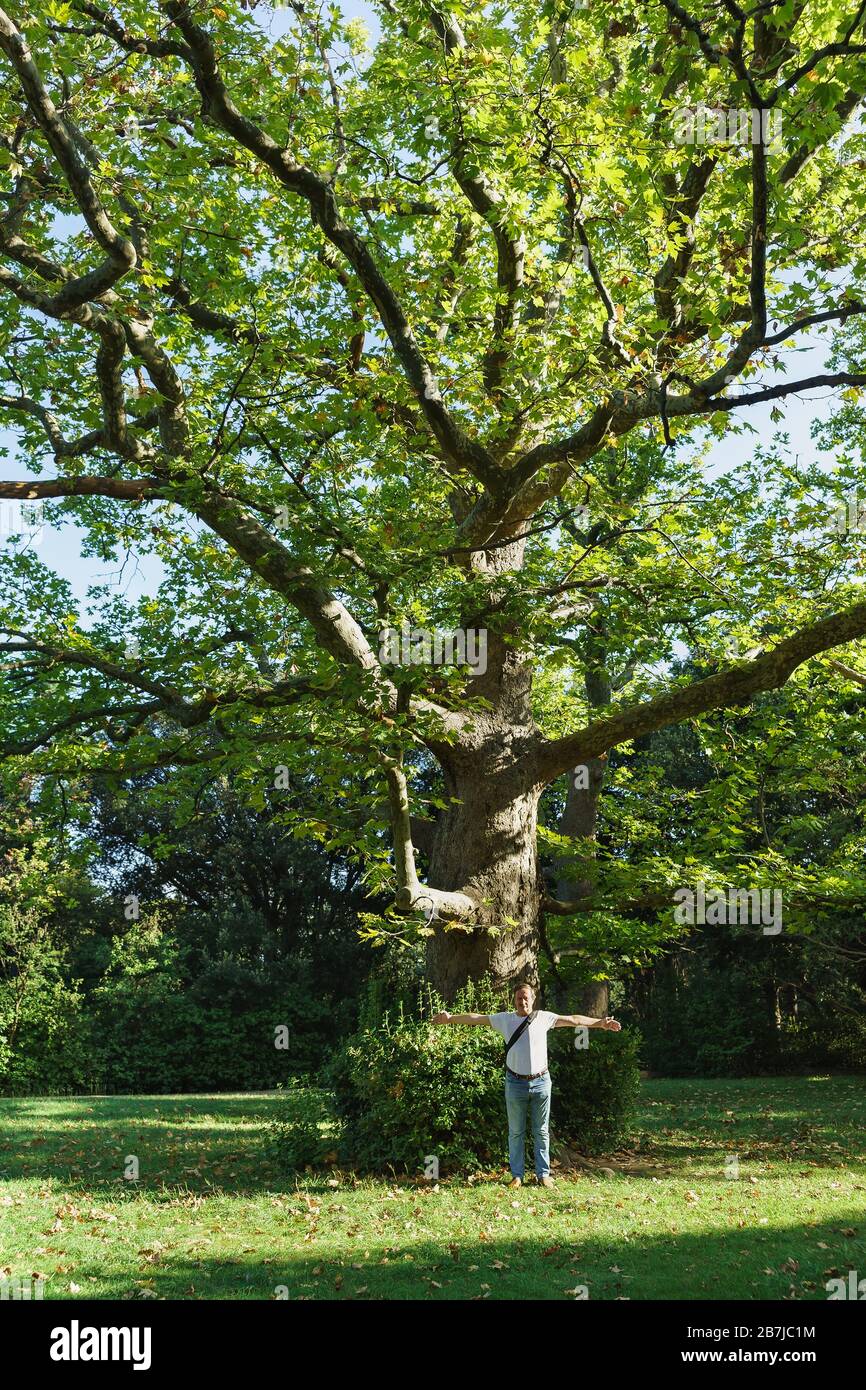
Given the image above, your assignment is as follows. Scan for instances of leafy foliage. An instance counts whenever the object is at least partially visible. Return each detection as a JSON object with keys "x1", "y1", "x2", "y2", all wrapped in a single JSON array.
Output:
[
  {"x1": 267, "y1": 980, "x2": 641, "y2": 1174},
  {"x1": 0, "y1": 773, "x2": 363, "y2": 1094},
  {"x1": 0, "y1": 904, "x2": 92, "y2": 1094},
  {"x1": 1, "y1": 1, "x2": 866, "y2": 994},
  {"x1": 88, "y1": 919, "x2": 341, "y2": 1092},
  {"x1": 625, "y1": 928, "x2": 866, "y2": 1077}
]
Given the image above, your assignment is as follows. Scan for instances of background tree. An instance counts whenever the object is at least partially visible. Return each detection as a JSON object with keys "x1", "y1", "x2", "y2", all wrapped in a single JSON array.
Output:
[
  {"x1": 0, "y1": 761, "x2": 372, "y2": 1091},
  {"x1": 2, "y1": 0, "x2": 866, "y2": 997}
]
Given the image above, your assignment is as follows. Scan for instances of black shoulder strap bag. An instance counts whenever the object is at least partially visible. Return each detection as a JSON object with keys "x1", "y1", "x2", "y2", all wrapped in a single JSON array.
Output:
[{"x1": 504, "y1": 1010, "x2": 537, "y2": 1067}]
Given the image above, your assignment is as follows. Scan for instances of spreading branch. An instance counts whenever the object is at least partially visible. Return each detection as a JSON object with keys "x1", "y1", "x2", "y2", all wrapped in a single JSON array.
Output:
[{"x1": 537, "y1": 599, "x2": 866, "y2": 782}]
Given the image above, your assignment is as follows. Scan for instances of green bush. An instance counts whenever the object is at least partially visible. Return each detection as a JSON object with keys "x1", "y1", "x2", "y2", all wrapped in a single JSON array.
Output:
[
  {"x1": 0, "y1": 905, "x2": 93, "y2": 1095},
  {"x1": 0, "y1": 975, "x2": 93, "y2": 1095},
  {"x1": 324, "y1": 1004, "x2": 506, "y2": 1174},
  {"x1": 781, "y1": 1012, "x2": 866, "y2": 1074},
  {"x1": 629, "y1": 958, "x2": 773, "y2": 1077},
  {"x1": 265, "y1": 1080, "x2": 345, "y2": 1170},
  {"x1": 625, "y1": 930, "x2": 866, "y2": 1078},
  {"x1": 270, "y1": 982, "x2": 641, "y2": 1175},
  {"x1": 88, "y1": 924, "x2": 350, "y2": 1092},
  {"x1": 549, "y1": 1028, "x2": 642, "y2": 1155}
]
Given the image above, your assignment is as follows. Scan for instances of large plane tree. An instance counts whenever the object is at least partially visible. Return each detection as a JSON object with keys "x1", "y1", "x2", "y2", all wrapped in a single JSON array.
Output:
[{"x1": 1, "y1": 0, "x2": 866, "y2": 997}]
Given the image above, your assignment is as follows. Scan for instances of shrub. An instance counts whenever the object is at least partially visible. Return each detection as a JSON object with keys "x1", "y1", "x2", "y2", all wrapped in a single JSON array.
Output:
[
  {"x1": 629, "y1": 959, "x2": 771, "y2": 1077},
  {"x1": 0, "y1": 975, "x2": 93, "y2": 1095},
  {"x1": 0, "y1": 905, "x2": 93, "y2": 1095},
  {"x1": 781, "y1": 1012, "x2": 866, "y2": 1074},
  {"x1": 324, "y1": 1003, "x2": 505, "y2": 1173},
  {"x1": 625, "y1": 930, "x2": 866, "y2": 1078},
  {"x1": 270, "y1": 982, "x2": 641, "y2": 1175},
  {"x1": 265, "y1": 1080, "x2": 345, "y2": 1170},
  {"x1": 549, "y1": 1028, "x2": 642, "y2": 1155},
  {"x1": 88, "y1": 924, "x2": 350, "y2": 1091}
]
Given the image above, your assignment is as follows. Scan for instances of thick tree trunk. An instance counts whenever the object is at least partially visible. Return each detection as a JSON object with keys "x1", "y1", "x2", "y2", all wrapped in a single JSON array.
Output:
[
  {"x1": 417, "y1": 631, "x2": 616, "y2": 1005},
  {"x1": 424, "y1": 764, "x2": 542, "y2": 999},
  {"x1": 422, "y1": 587, "x2": 544, "y2": 999}
]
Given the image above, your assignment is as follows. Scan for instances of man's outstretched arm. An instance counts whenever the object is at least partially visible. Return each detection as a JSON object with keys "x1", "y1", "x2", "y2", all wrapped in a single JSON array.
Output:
[
  {"x1": 553, "y1": 1014, "x2": 621, "y2": 1031},
  {"x1": 432, "y1": 1011, "x2": 492, "y2": 1026}
]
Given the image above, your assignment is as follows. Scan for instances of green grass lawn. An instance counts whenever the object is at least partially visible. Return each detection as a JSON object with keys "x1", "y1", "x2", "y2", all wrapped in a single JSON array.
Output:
[{"x1": 1, "y1": 1077, "x2": 864, "y2": 1300}]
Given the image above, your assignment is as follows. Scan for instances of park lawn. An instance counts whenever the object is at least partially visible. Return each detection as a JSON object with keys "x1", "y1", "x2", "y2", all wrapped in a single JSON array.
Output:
[{"x1": 0, "y1": 1077, "x2": 864, "y2": 1301}]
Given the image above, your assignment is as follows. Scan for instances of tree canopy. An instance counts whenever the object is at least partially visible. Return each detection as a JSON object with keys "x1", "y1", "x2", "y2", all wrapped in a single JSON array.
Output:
[{"x1": 1, "y1": 0, "x2": 866, "y2": 990}]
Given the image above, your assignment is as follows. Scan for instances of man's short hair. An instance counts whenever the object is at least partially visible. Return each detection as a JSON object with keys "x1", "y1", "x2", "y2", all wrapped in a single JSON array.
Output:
[{"x1": 513, "y1": 982, "x2": 535, "y2": 996}]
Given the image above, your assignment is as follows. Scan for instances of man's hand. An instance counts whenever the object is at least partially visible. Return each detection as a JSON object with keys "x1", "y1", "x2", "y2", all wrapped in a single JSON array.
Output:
[
  {"x1": 555, "y1": 1012, "x2": 623, "y2": 1030},
  {"x1": 432, "y1": 1011, "x2": 451, "y2": 1025}
]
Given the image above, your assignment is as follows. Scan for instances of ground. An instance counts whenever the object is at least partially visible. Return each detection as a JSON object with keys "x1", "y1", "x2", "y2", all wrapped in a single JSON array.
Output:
[{"x1": 1, "y1": 1077, "x2": 864, "y2": 1300}]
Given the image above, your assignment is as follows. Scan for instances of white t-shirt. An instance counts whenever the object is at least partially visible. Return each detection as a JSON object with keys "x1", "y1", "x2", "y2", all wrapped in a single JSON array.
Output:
[{"x1": 489, "y1": 1010, "x2": 559, "y2": 1075}]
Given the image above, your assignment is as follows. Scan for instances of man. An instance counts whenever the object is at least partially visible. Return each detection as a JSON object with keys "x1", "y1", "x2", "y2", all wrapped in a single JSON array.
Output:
[{"x1": 433, "y1": 983, "x2": 621, "y2": 1188}]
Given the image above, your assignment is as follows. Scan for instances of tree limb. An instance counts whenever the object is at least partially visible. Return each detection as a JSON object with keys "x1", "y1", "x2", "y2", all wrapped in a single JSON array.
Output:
[{"x1": 536, "y1": 598, "x2": 866, "y2": 781}]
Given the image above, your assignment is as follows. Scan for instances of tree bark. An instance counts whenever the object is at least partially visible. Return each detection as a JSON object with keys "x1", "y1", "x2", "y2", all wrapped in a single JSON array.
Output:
[
  {"x1": 424, "y1": 767, "x2": 542, "y2": 998},
  {"x1": 422, "y1": 617, "x2": 544, "y2": 999},
  {"x1": 551, "y1": 660, "x2": 611, "y2": 1014}
]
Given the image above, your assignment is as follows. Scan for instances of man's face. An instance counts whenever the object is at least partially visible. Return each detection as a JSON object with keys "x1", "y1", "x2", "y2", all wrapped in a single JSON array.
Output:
[{"x1": 514, "y1": 987, "x2": 534, "y2": 1016}]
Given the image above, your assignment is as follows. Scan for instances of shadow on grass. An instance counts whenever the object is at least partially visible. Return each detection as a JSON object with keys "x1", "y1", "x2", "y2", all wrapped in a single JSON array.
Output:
[
  {"x1": 0, "y1": 1095, "x2": 283, "y2": 1121},
  {"x1": 28, "y1": 1212, "x2": 866, "y2": 1302},
  {"x1": 0, "y1": 1094, "x2": 288, "y2": 1194},
  {"x1": 1, "y1": 1083, "x2": 864, "y2": 1196}
]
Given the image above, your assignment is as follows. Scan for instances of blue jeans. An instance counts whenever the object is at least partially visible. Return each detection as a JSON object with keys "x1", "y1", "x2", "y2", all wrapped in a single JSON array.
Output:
[{"x1": 504, "y1": 1071, "x2": 552, "y2": 1179}]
